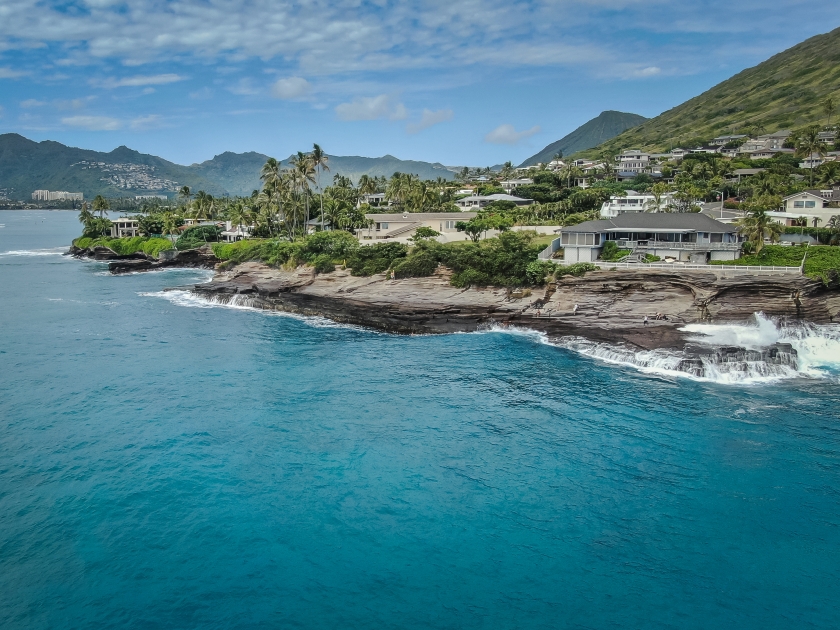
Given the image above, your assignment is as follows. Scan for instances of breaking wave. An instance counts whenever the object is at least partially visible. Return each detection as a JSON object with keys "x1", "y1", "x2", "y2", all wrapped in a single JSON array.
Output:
[
  {"x1": 139, "y1": 289, "x2": 365, "y2": 330},
  {"x1": 560, "y1": 313, "x2": 840, "y2": 384},
  {"x1": 0, "y1": 248, "x2": 66, "y2": 257}
]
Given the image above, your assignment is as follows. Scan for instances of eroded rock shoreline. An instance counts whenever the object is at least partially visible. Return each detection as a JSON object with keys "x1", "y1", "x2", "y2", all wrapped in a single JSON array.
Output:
[{"x1": 70, "y1": 245, "x2": 840, "y2": 363}]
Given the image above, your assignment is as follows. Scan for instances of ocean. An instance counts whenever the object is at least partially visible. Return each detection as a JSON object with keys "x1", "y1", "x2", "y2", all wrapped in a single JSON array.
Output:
[{"x1": 1, "y1": 210, "x2": 839, "y2": 629}]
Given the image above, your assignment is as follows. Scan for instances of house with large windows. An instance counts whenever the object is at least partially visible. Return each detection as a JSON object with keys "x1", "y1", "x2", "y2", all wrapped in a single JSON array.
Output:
[
  {"x1": 554, "y1": 213, "x2": 741, "y2": 264},
  {"x1": 599, "y1": 190, "x2": 677, "y2": 217},
  {"x1": 767, "y1": 190, "x2": 839, "y2": 226},
  {"x1": 357, "y1": 212, "x2": 478, "y2": 242}
]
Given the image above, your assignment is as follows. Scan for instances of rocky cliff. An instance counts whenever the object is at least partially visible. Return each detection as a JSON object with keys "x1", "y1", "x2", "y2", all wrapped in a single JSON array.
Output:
[{"x1": 190, "y1": 263, "x2": 840, "y2": 351}]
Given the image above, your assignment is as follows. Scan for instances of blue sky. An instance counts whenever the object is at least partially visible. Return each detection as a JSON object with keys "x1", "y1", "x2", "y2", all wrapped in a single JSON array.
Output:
[{"x1": 0, "y1": 0, "x2": 838, "y2": 166}]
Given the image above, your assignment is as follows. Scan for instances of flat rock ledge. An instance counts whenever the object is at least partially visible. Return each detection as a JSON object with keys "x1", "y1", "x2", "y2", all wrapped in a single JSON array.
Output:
[{"x1": 190, "y1": 262, "x2": 840, "y2": 351}]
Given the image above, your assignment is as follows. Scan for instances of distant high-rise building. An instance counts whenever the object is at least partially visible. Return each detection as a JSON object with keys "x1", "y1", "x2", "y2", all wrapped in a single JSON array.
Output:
[{"x1": 32, "y1": 190, "x2": 84, "y2": 201}]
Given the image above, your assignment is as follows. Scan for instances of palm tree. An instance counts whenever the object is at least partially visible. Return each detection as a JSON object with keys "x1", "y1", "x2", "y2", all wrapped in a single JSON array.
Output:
[
  {"x1": 499, "y1": 161, "x2": 515, "y2": 180},
  {"x1": 823, "y1": 97, "x2": 836, "y2": 127},
  {"x1": 736, "y1": 208, "x2": 782, "y2": 254},
  {"x1": 92, "y1": 195, "x2": 109, "y2": 219},
  {"x1": 291, "y1": 151, "x2": 315, "y2": 233},
  {"x1": 794, "y1": 125, "x2": 827, "y2": 186},
  {"x1": 816, "y1": 161, "x2": 840, "y2": 187},
  {"x1": 162, "y1": 212, "x2": 180, "y2": 245},
  {"x1": 645, "y1": 183, "x2": 670, "y2": 213},
  {"x1": 77, "y1": 202, "x2": 94, "y2": 230},
  {"x1": 813, "y1": 217, "x2": 823, "y2": 229},
  {"x1": 179, "y1": 186, "x2": 192, "y2": 210},
  {"x1": 357, "y1": 174, "x2": 377, "y2": 198},
  {"x1": 311, "y1": 144, "x2": 330, "y2": 231}
]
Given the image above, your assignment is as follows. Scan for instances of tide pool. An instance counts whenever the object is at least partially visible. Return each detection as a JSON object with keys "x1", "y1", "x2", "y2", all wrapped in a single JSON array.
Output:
[{"x1": 1, "y1": 210, "x2": 839, "y2": 629}]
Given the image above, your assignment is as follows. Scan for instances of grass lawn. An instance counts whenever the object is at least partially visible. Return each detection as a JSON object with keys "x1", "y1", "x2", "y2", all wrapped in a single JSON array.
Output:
[{"x1": 710, "y1": 245, "x2": 840, "y2": 281}]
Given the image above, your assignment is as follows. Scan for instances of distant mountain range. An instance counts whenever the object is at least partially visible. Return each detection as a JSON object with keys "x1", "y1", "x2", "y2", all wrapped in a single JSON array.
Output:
[
  {"x1": 584, "y1": 26, "x2": 840, "y2": 156},
  {"x1": 519, "y1": 111, "x2": 648, "y2": 166},
  {"x1": 0, "y1": 133, "x2": 456, "y2": 200}
]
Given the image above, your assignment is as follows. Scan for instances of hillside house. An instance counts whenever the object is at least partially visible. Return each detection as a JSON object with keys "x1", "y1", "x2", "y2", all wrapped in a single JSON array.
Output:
[
  {"x1": 357, "y1": 212, "x2": 477, "y2": 242},
  {"x1": 455, "y1": 194, "x2": 534, "y2": 210},
  {"x1": 110, "y1": 217, "x2": 140, "y2": 238}
]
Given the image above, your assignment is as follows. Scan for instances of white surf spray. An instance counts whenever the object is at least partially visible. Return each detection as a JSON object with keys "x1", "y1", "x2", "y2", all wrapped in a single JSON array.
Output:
[
  {"x1": 0, "y1": 248, "x2": 66, "y2": 257},
  {"x1": 139, "y1": 289, "x2": 367, "y2": 330},
  {"x1": 478, "y1": 314, "x2": 840, "y2": 385}
]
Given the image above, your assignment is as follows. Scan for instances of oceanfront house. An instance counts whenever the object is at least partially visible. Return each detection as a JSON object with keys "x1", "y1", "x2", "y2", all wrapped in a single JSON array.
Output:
[
  {"x1": 615, "y1": 150, "x2": 651, "y2": 174},
  {"x1": 554, "y1": 213, "x2": 741, "y2": 264},
  {"x1": 455, "y1": 194, "x2": 534, "y2": 210},
  {"x1": 221, "y1": 221, "x2": 254, "y2": 242},
  {"x1": 599, "y1": 190, "x2": 677, "y2": 217},
  {"x1": 767, "y1": 190, "x2": 840, "y2": 226},
  {"x1": 110, "y1": 217, "x2": 140, "y2": 238},
  {"x1": 357, "y1": 212, "x2": 477, "y2": 242},
  {"x1": 499, "y1": 178, "x2": 533, "y2": 193}
]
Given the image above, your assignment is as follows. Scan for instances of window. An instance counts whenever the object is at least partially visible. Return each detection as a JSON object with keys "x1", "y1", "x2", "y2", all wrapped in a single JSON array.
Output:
[
  {"x1": 793, "y1": 201, "x2": 805, "y2": 208},
  {"x1": 805, "y1": 201, "x2": 816, "y2": 208},
  {"x1": 444, "y1": 220, "x2": 456, "y2": 229}
]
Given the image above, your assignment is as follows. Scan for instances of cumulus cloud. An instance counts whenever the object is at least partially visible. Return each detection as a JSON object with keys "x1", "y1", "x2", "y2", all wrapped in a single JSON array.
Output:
[
  {"x1": 0, "y1": 67, "x2": 27, "y2": 79},
  {"x1": 484, "y1": 124, "x2": 541, "y2": 145},
  {"x1": 62, "y1": 115, "x2": 122, "y2": 130},
  {"x1": 406, "y1": 108, "x2": 454, "y2": 134},
  {"x1": 335, "y1": 95, "x2": 407, "y2": 121},
  {"x1": 271, "y1": 76, "x2": 311, "y2": 100},
  {"x1": 99, "y1": 74, "x2": 185, "y2": 88}
]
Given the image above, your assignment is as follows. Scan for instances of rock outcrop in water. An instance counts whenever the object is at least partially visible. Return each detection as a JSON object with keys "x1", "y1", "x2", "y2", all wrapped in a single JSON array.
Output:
[
  {"x1": 68, "y1": 244, "x2": 219, "y2": 273},
  {"x1": 189, "y1": 262, "x2": 840, "y2": 353}
]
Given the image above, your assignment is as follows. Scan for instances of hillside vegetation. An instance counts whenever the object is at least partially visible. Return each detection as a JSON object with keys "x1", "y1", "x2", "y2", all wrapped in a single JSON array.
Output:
[
  {"x1": 583, "y1": 26, "x2": 840, "y2": 155},
  {"x1": 520, "y1": 111, "x2": 647, "y2": 166}
]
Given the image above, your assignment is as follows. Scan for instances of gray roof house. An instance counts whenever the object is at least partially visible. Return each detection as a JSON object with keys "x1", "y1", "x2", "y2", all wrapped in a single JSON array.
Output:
[{"x1": 554, "y1": 213, "x2": 741, "y2": 264}]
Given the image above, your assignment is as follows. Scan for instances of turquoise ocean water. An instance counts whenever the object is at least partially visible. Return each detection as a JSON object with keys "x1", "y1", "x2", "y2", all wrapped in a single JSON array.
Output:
[{"x1": 1, "y1": 210, "x2": 839, "y2": 628}]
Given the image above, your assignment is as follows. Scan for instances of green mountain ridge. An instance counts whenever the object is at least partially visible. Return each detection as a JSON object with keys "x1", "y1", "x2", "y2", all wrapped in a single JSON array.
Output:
[
  {"x1": 519, "y1": 111, "x2": 648, "y2": 166},
  {"x1": 0, "y1": 134, "x2": 455, "y2": 200},
  {"x1": 582, "y1": 26, "x2": 840, "y2": 157}
]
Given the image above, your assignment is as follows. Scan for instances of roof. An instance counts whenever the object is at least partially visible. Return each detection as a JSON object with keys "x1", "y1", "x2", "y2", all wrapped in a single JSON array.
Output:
[
  {"x1": 732, "y1": 168, "x2": 765, "y2": 175},
  {"x1": 783, "y1": 190, "x2": 826, "y2": 201},
  {"x1": 365, "y1": 212, "x2": 477, "y2": 221},
  {"x1": 561, "y1": 213, "x2": 737, "y2": 234}
]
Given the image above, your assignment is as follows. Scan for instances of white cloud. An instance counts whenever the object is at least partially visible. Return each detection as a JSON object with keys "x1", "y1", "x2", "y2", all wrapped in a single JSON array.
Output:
[
  {"x1": 61, "y1": 115, "x2": 122, "y2": 130},
  {"x1": 633, "y1": 66, "x2": 661, "y2": 77},
  {"x1": 0, "y1": 67, "x2": 27, "y2": 79},
  {"x1": 335, "y1": 94, "x2": 407, "y2": 121},
  {"x1": 99, "y1": 74, "x2": 185, "y2": 88},
  {"x1": 484, "y1": 124, "x2": 541, "y2": 145},
  {"x1": 406, "y1": 108, "x2": 454, "y2": 134},
  {"x1": 20, "y1": 99, "x2": 46, "y2": 108},
  {"x1": 189, "y1": 87, "x2": 213, "y2": 100},
  {"x1": 271, "y1": 76, "x2": 311, "y2": 100},
  {"x1": 130, "y1": 114, "x2": 163, "y2": 130},
  {"x1": 227, "y1": 78, "x2": 261, "y2": 95}
]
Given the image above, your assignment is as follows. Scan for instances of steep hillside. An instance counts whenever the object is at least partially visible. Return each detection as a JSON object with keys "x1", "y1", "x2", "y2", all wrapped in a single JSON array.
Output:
[
  {"x1": 584, "y1": 26, "x2": 840, "y2": 156},
  {"x1": 0, "y1": 134, "x2": 222, "y2": 199},
  {"x1": 0, "y1": 134, "x2": 456, "y2": 200},
  {"x1": 520, "y1": 111, "x2": 647, "y2": 166}
]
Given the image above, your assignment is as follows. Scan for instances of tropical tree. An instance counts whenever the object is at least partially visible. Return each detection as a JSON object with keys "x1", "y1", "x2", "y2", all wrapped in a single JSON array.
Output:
[
  {"x1": 311, "y1": 144, "x2": 330, "y2": 231},
  {"x1": 816, "y1": 161, "x2": 840, "y2": 187},
  {"x1": 92, "y1": 195, "x2": 109, "y2": 219},
  {"x1": 77, "y1": 202, "x2": 94, "y2": 229},
  {"x1": 824, "y1": 96, "x2": 836, "y2": 127},
  {"x1": 162, "y1": 212, "x2": 180, "y2": 244},
  {"x1": 793, "y1": 125, "x2": 827, "y2": 186},
  {"x1": 645, "y1": 182, "x2": 671, "y2": 212},
  {"x1": 291, "y1": 151, "x2": 316, "y2": 232},
  {"x1": 357, "y1": 174, "x2": 378, "y2": 197},
  {"x1": 736, "y1": 196, "x2": 783, "y2": 254},
  {"x1": 179, "y1": 186, "x2": 192, "y2": 209}
]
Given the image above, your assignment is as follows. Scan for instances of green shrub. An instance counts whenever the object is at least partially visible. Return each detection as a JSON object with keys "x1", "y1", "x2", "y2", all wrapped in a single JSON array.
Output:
[
  {"x1": 393, "y1": 249, "x2": 439, "y2": 278},
  {"x1": 346, "y1": 242, "x2": 408, "y2": 276},
  {"x1": 525, "y1": 260, "x2": 557, "y2": 285},
  {"x1": 644, "y1": 254, "x2": 661, "y2": 262},
  {"x1": 599, "y1": 241, "x2": 631, "y2": 261},
  {"x1": 711, "y1": 244, "x2": 840, "y2": 281},
  {"x1": 554, "y1": 262, "x2": 598, "y2": 278},
  {"x1": 211, "y1": 239, "x2": 267, "y2": 263},
  {"x1": 72, "y1": 236, "x2": 173, "y2": 257},
  {"x1": 302, "y1": 230, "x2": 359, "y2": 258},
  {"x1": 311, "y1": 254, "x2": 337, "y2": 274},
  {"x1": 175, "y1": 225, "x2": 223, "y2": 250}
]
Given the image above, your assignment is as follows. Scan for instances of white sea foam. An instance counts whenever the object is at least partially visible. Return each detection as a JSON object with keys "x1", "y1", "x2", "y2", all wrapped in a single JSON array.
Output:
[
  {"x1": 0, "y1": 248, "x2": 66, "y2": 257},
  {"x1": 476, "y1": 314, "x2": 840, "y2": 385},
  {"x1": 139, "y1": 289, "x2": 365, "y2": 330}
]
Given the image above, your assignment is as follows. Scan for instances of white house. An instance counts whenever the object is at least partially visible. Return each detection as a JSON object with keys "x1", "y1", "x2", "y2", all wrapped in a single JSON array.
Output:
[
  {"x1": 555, "y1": 213, "x2": 741, "y2": 264},
  {"x1": 615, "y1": 150, "x2": 652, "y2": 174},
  {"x1": 357, "y1": 212, "x2": 477, "y2": 243},
  {"x1": 499, "y1": 178, "x2": 533, "y2": 193},
  {"x1": 221, "y1": 220, "x2": 254, "y2": 242},
  {"x1": 599, "y1": 190, "x2": 677, "y2": 218},
  {"x1": 455, "y1": 193, "x2": 534, "y2": 210},
  {"x1": 110, "y1": 217, "x2": 141, "y2": 238}
]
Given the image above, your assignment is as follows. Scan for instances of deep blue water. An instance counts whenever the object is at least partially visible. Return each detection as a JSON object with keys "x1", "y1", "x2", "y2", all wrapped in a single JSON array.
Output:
[{"x1": 1, "y1": 210, "x2": 839, "y2": 629}]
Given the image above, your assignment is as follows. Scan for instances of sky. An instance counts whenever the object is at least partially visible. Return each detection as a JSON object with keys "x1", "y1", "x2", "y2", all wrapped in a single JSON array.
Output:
[{"x1": 1, "y1": 0, "x2": 839, "y2": 167}]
